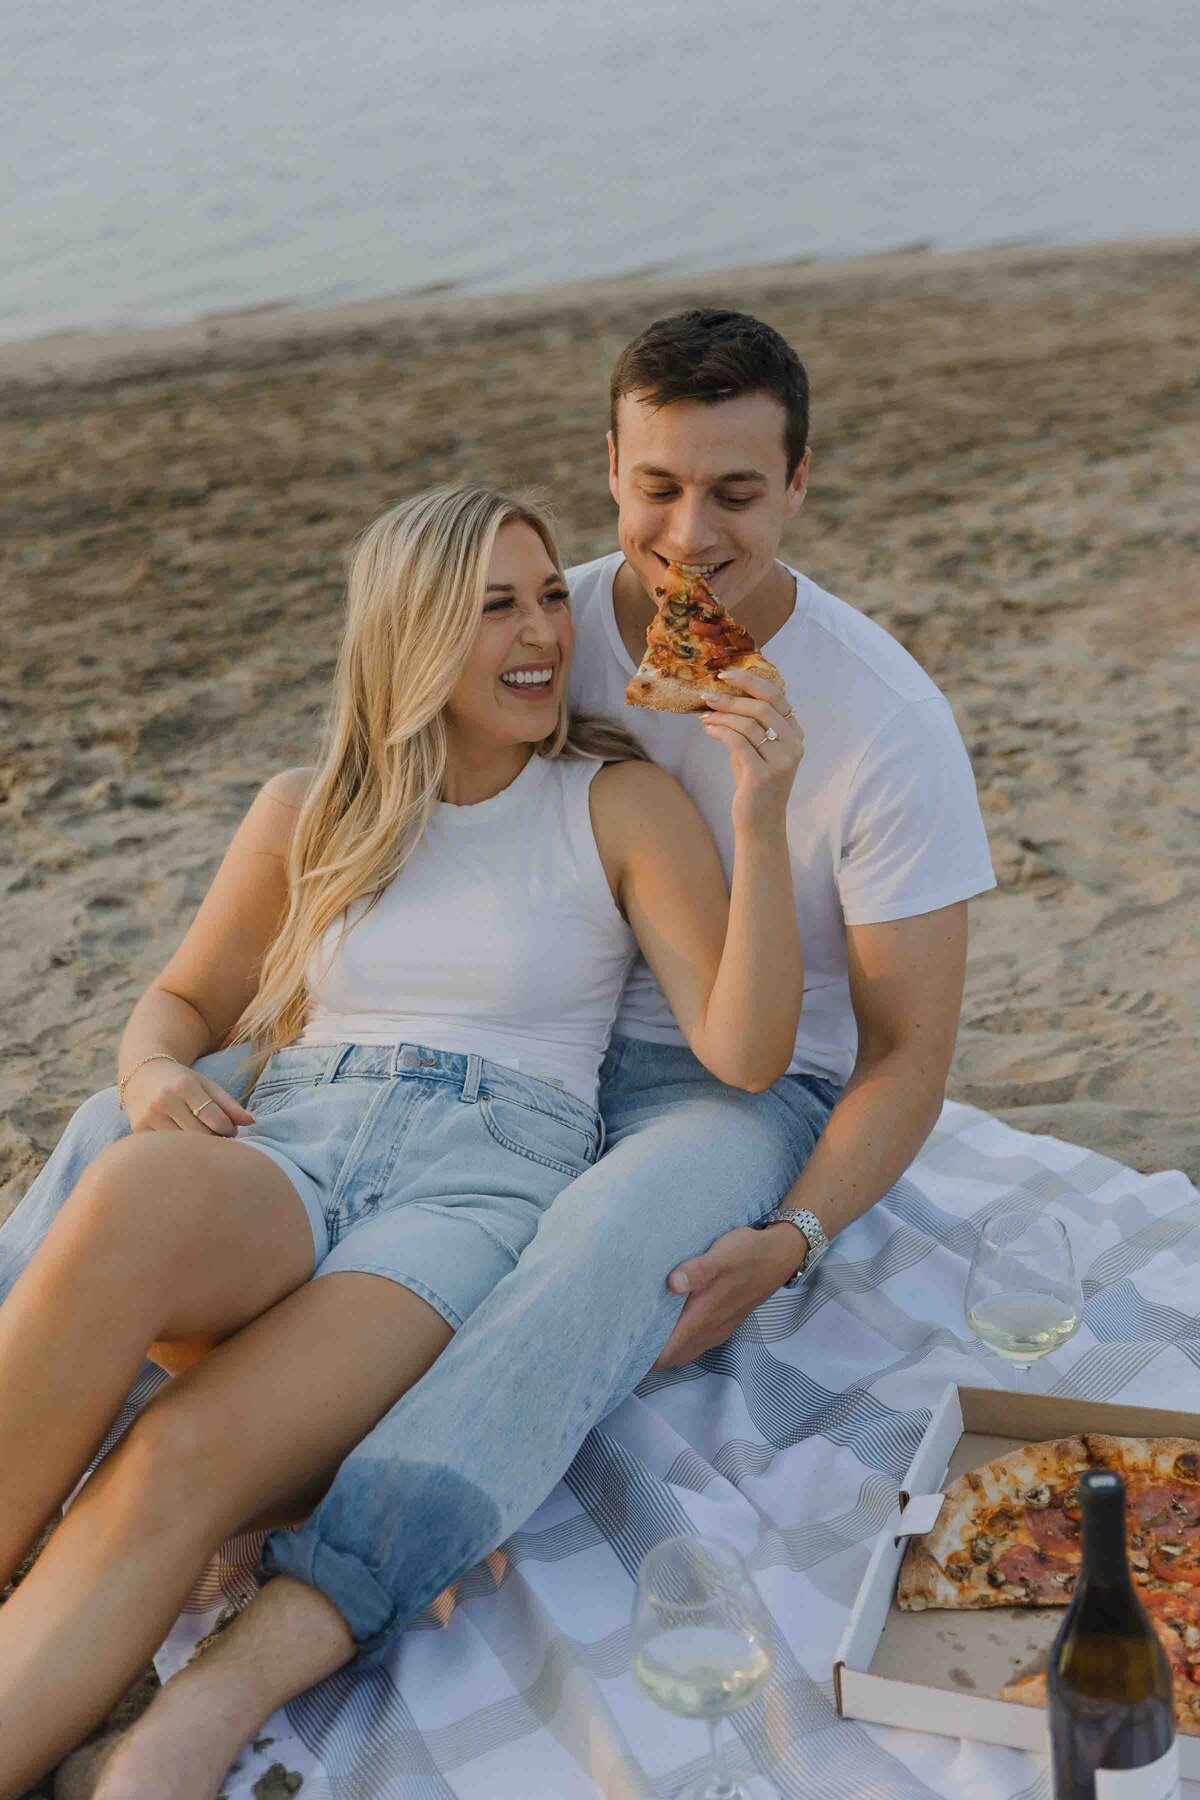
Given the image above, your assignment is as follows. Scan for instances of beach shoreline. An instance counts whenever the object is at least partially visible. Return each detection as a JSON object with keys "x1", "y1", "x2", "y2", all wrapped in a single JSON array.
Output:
[{"x1": 3, "y1": 234, "x2": 1196, "y2": 383}]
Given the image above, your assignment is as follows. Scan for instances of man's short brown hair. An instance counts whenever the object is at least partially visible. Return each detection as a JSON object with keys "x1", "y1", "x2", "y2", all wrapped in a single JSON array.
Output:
[{"x1": 609, "y1": 309, "x2": 809, "y2": 478}]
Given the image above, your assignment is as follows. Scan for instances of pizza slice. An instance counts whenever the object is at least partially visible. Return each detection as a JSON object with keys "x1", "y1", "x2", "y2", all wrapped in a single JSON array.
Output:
[
  {"x1": 897, "y1": 1437, "x2": 1090, "y2": 1610},
  {"x1": 997, "y1": 1588, "x2": 1200, "y2": 1736},
  {"x1": 625, "y1": 562, "x2": 784, "y2": 715}
]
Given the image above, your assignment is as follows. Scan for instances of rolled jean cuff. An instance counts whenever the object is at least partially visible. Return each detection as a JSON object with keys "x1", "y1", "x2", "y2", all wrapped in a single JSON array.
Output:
[{"x1": 261, "y1": 1530, "x2": 400, "y2": 1666}]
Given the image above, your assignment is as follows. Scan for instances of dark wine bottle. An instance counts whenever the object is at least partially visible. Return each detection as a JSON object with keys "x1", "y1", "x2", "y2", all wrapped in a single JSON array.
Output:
[{"x1": 1048, "y1": 1469, "x2": 1180, "y2": 1798}]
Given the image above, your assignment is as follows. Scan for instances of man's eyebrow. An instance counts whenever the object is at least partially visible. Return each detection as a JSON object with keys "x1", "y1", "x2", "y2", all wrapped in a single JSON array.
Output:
[{"x1": 630, "y1": 463, "x2": 769, "y2": 483}]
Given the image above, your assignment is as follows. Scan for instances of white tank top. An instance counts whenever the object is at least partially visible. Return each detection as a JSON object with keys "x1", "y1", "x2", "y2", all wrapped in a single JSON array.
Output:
[{"x1": 297, "y1": 754, "x2": 637, "y2": 1108}]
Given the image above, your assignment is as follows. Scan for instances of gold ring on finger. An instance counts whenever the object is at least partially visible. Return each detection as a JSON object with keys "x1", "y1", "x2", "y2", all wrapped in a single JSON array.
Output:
[
  {"x1": 761, "y1": 726, "x2": 779, "y2": 746},
  {"x1": 782, "y1": 705, "x2": 796, "y2": 721},
  {"x1": 190, "y1": 1099, "x2": 219, "y2": 1120}
]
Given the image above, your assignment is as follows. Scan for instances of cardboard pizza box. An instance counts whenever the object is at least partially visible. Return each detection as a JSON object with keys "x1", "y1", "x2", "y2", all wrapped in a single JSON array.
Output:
[{"x1": 833, "y1": 1383, "x2": 1200, "y2": 1780}]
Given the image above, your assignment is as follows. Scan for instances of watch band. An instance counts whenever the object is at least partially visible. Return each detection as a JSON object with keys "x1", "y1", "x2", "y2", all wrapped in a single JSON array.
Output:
[{"x1": 754, "y1": 1206, "x2": 830, "y2": 1288}]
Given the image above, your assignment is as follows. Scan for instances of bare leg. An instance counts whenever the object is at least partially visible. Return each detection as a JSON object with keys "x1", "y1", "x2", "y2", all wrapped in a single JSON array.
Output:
[
  {"x1": 0, "y1": 1133, "x2": 315, "y2": 1587},
  {"x1": 0, "y1": 1270, "x2": 453, "y2": 1799}
]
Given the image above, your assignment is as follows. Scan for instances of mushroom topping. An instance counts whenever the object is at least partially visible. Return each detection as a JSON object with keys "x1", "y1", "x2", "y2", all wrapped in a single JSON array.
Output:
[
  {"x1": 986, "y1": 1567, "x2": 1007, "y2": 1589},
  {"x1": 1158, "y1": 1543, "x2": 1185, "y2": 1558},
  {"x1": 1129, "y1": 1551, "x2": 1150, "y2": 1572},
  {"x1": 1023, "y1": 1484, "x2": 1052, "y2": 1509},
  {"x1": 970, "y1": 1533, "x2": 996, "y2": 1566}
]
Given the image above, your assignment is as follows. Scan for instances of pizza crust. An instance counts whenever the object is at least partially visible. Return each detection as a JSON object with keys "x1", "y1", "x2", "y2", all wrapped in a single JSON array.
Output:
[
  {"x1": 893, "y1": 1541, "x2": 965, "y2": 1611},
  {"x1": 997, "y1": 1669, "x2": 1048, "y2": 1710},
  {"x1": 625, "y1": 657, "x2": 785, "y2": 715},
  {"x1": 1085, "y1": 1434, "x2": 1200, "y2": 1485},
  {"x1": 624, "y1": 671, "x2": 721, "y2": 714}
]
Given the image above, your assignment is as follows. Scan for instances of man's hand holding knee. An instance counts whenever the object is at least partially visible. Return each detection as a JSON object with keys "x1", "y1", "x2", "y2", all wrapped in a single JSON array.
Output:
[{"x1": 652, "y1": 1224, "x2": 804, "y2": 1368}]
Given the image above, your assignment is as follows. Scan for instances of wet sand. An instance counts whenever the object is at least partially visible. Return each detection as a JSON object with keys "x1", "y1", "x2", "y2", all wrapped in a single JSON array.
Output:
[{"x1": 2, "y1": 235, "x2": 1198, "y2": 1790}]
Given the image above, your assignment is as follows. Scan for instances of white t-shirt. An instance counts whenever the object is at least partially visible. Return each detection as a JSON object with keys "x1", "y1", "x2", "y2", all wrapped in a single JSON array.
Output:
[{"x1": 567, "y1": 553, "x2": 996, "y2": 1084}]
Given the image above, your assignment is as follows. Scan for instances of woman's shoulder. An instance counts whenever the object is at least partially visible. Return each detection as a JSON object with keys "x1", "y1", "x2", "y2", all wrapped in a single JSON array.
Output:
[
  {"x1": 240, "y1": 766, "x2": 318, "y2": 859},
  {"x1": 588, "y1": 757, "x2": 701, "y2": 846},
  {"x1": 261, "y1": 765, "x2": 318, "y2": 810}
]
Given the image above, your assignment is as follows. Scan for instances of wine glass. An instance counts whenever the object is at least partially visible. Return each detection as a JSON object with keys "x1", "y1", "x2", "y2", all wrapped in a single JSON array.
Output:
[
  {"x1": 965, "y1": 1206, "x2": 1083, "y2": 1385},
  {"x1": 632, "y1": 1534, "x2": 776, "y2": 1800}
]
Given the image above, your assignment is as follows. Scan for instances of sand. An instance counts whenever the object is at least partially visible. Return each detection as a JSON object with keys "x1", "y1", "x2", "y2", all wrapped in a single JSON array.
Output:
[
  {"x1": 3, "y1": 237, "x2": 1197, "y2": 1207},
  {"x1": 1, "y1": 234, "x2": 1198, "y2": 1794}
]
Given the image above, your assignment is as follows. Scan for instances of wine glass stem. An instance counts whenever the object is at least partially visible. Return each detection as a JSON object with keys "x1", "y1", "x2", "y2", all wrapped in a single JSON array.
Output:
[{"x1": 705, "y1": 1718, "x2": 738, "y2": 1799}]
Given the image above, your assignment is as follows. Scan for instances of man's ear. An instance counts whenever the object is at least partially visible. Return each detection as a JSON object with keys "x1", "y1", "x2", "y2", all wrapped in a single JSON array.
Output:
[
  {"x1": 607, "y1": 429, "x2": 620, "y2": 507},
  {"x1": 785, "y1": 446, "x2": 811, "y2": 516}
]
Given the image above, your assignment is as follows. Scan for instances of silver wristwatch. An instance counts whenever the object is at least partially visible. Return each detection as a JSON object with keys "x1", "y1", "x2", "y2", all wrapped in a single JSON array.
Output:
[{"x1": 753, "y1": 1206, "x2": 829, "y2": 1288}]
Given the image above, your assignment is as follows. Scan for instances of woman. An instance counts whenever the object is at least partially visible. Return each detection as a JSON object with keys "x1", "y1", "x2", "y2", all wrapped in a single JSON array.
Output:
[{"x1": 0, "y1": 484, "x2": 803, "y2": 1798}]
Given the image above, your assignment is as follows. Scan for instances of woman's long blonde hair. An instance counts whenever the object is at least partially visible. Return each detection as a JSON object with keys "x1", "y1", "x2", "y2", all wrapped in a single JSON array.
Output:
[{"x1": 228, "y1": 484, "x2": 644, "y2": 1084}]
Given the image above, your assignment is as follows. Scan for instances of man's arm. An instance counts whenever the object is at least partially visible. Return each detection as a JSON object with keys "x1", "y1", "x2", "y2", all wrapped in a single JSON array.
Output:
[{"x1": 652, "y1": 900, "x2": 967, "y2": 1368}]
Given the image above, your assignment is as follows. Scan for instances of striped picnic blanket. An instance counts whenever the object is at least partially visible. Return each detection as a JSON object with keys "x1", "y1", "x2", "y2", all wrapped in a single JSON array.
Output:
[{"x1": 131, "y1": 1100, "x2": 1200, "y2": 1798}]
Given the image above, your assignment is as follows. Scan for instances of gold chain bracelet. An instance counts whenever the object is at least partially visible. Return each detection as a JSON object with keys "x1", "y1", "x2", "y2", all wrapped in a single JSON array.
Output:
[{"x1": 117, "y1": 1052, "x2": 180, "y2": 1108}]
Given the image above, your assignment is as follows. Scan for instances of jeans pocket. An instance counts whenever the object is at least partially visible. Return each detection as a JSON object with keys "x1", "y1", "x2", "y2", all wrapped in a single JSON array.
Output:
[
  {"x1": 246, "y1": 1045, "x2": 330, "y2": 1110},
  {"x1": 247, "y1": 1084, "x2": 304, "y2": 1120},
  {"x1": 479, "y1": 1094, "x2": 597, "y2": 1176}
]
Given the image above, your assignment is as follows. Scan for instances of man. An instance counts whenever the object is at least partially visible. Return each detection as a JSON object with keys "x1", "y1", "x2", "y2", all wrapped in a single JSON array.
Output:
[{"x1": 2, "y1": 309, "x2": 994, "y2": 1792}]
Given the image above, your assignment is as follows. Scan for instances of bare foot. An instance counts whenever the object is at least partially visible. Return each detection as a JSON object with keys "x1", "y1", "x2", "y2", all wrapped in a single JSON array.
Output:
[
  {"x1": 53, "y1": 1731, "x2": 125, "y2": 1800},
  {"x1": 86, "y1": 1577, "x2": 352, "y2": 1800},
  {"x1": 85, "y1": 1660, "x2": 253, "y2": 1800}
]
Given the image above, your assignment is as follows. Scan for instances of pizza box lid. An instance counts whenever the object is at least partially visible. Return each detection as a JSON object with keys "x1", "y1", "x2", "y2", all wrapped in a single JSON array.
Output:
[{"x1": 833, "y1": 1382, "x2": 1200, "y2": 1780}]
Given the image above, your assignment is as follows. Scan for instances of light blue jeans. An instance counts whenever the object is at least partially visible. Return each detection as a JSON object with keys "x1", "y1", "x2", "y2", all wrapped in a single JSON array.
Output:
[{"x1": 0, "y1": 1035, "x2": 839, "y2": 1659}]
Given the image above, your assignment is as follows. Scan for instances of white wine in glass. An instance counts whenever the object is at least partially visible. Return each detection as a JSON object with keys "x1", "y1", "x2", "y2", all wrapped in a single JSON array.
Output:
[
  {"x1": 965, "y1": 1207, "x2": 1083, "y2": 1383},
  {"x1": 632, "y1": 1535, "x2": 776, "y2": 1800}
]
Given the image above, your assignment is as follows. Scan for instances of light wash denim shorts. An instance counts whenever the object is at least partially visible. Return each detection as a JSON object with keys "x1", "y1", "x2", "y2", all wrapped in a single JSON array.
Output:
[{"x1": 235, "y1": 1041, "x2": 604, "y2": 1331}]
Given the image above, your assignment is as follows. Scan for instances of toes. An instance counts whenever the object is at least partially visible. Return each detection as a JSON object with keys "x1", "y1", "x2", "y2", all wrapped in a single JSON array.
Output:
[{"x1": 53, "y1": 1730, "x2": 125, "y2": 1800}]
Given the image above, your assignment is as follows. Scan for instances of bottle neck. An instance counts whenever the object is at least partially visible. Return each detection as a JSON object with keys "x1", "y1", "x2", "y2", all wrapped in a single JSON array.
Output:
[{"x1": 1078, "y1": 1486, "x2": 1135, "y2": 1595}]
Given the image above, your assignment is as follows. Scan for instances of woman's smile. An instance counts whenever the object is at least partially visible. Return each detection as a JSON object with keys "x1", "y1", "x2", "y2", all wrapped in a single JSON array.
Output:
[{"x1": 498, "y1": 659, "x2": 558, "y2": 700}]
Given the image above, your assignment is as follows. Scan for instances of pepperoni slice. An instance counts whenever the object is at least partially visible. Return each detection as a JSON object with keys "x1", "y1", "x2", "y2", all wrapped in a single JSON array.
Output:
[
  {"x1": 1026, "y1": 1506, "x2": 1081, "y2": 1557},
  {"x1": 1151, "y1": 1552, "x2": 1200, "y2": 1586}
]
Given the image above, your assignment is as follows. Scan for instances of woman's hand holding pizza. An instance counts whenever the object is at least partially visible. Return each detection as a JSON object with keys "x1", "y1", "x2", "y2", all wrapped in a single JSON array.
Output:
[{"x1": 699, "y1": 669, "x2": 804, "y2": 833}]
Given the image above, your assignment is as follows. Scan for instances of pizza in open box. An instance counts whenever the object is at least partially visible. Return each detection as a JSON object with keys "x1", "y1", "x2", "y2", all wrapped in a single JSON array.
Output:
[{"x1": 895, "y1": 1431, "x2": 1200, "y2": 1734}]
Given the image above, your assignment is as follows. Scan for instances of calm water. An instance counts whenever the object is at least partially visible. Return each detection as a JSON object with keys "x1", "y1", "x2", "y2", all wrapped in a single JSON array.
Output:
[{"x1": 3, "y1": 0, "x2": 1197, "y2": 344}]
